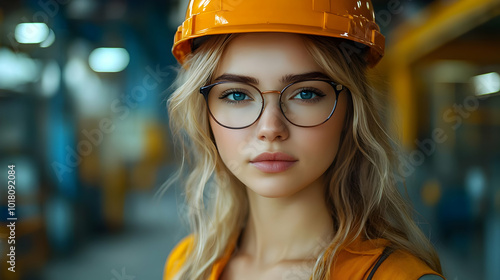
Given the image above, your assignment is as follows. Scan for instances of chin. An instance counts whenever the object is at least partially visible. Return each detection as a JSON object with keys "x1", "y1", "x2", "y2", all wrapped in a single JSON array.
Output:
[{"x1": 245, "y1": 181, "x2": 303, "y2": 199}]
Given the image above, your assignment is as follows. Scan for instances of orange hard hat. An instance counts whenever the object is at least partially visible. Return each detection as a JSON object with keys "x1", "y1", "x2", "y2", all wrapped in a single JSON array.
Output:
[{"x1": 172, "y1": 0, "x2": 385, "y2": 67}]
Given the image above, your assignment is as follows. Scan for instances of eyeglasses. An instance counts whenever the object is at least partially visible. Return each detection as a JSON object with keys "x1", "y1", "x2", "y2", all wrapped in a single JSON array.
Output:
[{"x1": 200, "y1": 79, "x2": 346, "y2": 129}]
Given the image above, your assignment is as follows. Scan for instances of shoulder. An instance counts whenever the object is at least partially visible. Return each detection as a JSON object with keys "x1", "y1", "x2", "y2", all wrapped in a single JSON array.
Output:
[
  {"x1": 163, "y1": 235, "x2": 194, "y2": 280},
  {"x1": 372, "y1": 249, "x2": 445, "y2": 280},
  {"x1": 331, "y1": 238, "x2": 445, "y2": 280}
]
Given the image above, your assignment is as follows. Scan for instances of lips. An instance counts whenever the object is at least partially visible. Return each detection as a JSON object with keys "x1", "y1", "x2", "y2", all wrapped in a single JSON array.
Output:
[{"x1": 250, "y1": 152, "x2": 297, "y2": 173}]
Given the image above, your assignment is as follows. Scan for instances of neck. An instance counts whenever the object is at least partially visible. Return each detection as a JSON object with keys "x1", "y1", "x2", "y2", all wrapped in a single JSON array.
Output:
[{"x1": 237, "y1": 176, "x2": 334, "y2": 267}]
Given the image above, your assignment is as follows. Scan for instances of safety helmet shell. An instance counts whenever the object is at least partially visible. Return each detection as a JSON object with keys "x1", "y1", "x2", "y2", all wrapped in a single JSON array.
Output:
[{"x1": 172, "y1": 0, "x2": 384, "y2": 67}]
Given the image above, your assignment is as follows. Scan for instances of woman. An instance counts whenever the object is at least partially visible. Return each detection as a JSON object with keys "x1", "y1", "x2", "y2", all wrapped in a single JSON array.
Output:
[{"x1": 163, "y1": 0, "x2": 445, "y2": 279}]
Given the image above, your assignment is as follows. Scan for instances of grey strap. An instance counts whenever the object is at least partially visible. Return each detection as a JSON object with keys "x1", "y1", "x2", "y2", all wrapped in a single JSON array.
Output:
[
  {"x1": 366, "y1": 247, "x2": 394, "y2": 280},
  {"x1": 418, "y1": 275, "x2": 445, "y2": 280}
]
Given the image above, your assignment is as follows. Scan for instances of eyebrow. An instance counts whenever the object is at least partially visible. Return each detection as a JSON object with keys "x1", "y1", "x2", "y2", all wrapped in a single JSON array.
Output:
[{"x1": 213, "y1": 71, "x2": 331, "y2": 85}]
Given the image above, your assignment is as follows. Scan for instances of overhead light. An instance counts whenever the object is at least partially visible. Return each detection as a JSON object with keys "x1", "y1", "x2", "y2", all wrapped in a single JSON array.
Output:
[
  {"x1": 40, "y1": 29, "x2": 56, "y2": 48},
  {"x1": 0, "y1": 48, "x2": 40, "y2": 91},
  {"x1": 472, "y1": 72, "x2": 500, "y2": 96},
  {"x1": 88, "y1": 47, "x2": 129, "y2": 73},
  {"x1": 67, "y1": 0, "x2": 98, "y2": 19},
  {"x1": 41, "y1": 60, "x2": 61, "y2": 97},
  {"x1": 15, "y1": 23, "x2": 50, "y2": 44}
]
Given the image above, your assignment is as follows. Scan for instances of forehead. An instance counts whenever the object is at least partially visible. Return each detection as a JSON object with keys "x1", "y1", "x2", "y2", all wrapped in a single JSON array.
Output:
[{"x1": 215, "y1": 33, "x2": 323, "y2": 84}]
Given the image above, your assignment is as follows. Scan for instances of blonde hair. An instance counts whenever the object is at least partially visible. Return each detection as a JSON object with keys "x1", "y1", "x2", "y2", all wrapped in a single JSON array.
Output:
[{"x1": 164, "y1": 34, "x2": 442, "y2": 279}]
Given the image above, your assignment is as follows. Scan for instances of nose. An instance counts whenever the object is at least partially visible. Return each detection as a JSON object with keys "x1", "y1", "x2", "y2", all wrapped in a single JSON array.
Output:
[{"x1": 255, "y1": 91, "x2": 289, "y2": 142}]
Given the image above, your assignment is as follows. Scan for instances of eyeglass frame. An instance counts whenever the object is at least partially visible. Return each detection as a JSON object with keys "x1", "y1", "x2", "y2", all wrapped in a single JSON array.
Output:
[{"x1": 199, "y1": 79, "x2": 347, "y2": 129}]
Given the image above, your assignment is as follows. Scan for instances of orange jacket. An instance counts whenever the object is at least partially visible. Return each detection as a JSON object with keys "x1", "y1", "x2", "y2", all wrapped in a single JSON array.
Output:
[{"x1": 163, "y1": 235, "x2": 444, "y2": 280}]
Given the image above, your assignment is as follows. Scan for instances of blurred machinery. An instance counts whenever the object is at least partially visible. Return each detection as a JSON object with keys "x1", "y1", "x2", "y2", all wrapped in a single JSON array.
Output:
[
  {"x1": 0, "y1": 1, "x2": 175, "y2": 279},
  {"x1": 373, "y1": 0, "x2": 500, "y2": 279}
]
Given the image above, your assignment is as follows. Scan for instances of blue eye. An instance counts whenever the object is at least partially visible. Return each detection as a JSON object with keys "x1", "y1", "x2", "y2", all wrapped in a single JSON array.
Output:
[
  {"x1": 227, "y1": 92, "x2": 248, "y2": 101},
  {"x1": 219, "y1": 90, "x2": 253, "y2": 104},
  {"x1": 294, "y1": 90, "x2": 315, "y2": 99},
  {"x1": 293, "y1": 89, "x2": 324, "y2": 100},
  {"x1": 288, "y1": 87, "x2": 326, "y2": 104}
]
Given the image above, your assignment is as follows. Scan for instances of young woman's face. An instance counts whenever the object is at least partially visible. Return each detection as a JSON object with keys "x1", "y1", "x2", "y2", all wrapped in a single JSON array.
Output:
[{"x1": 210, "y1": 33, "x2": 348, "y2": 198}]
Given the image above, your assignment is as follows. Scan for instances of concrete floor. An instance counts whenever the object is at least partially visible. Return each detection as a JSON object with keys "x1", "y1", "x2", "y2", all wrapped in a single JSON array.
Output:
[{"x1": 42, "y1": 185, "x2": 187, "y2": 280}]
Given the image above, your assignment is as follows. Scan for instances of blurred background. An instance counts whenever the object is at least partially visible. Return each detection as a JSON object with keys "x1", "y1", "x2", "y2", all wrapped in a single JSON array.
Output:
[{"x1": 0, "y1": 0, "x2": 498, "y2": 279}]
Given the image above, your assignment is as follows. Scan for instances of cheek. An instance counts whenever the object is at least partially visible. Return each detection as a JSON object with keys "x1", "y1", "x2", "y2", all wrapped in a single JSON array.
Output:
[
  {"x1": 298, "y1": 127, "x2": 342, "y2": 165},
  {"x1": 299, "y1": 106, "x2": 347, "y2": 167},
  {"x1": 210, "y1": 118, "x2": 230, "y2": 155},
  {"x1": 210, "y1": 119, "x2": 249, "y2": 168}
]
